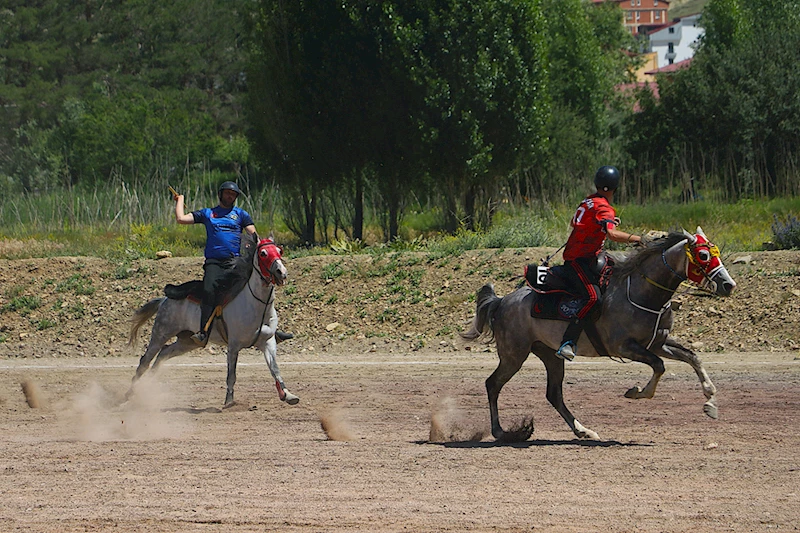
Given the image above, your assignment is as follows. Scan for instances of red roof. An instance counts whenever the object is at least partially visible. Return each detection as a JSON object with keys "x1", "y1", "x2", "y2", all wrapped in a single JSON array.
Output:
[
  {"x1": 645, "y1": 57, "x2": 693, "y2": 75},
  {"x1": 648, "y1": 20, "x2": 680, "y2": 33}
]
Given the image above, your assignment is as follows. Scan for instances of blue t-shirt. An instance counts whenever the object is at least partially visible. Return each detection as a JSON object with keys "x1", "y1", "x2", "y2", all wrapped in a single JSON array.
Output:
[{"x1": 192, "y1": 206, "x2": 254, "y2": 259}]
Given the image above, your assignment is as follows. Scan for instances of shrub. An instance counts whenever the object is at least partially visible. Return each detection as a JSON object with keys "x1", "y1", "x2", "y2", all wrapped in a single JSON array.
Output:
[{"x1": 771, "y1": 214, "x2": 800, "y2": 250}]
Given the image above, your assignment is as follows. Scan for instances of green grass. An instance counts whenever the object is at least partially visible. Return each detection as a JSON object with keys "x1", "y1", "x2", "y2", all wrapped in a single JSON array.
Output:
[
  {"x1": 3, "y1": 295, "x2": 42, "y2": 316},
  {"x1": 321, "y1": 261, "x2": 345, "y2": 280},
  {"x1": 2, "y1": 192, "x2": 798, "y2": 258},
  {"x1": 617, "y1": 198, "x2": 800, "y2": 252}
]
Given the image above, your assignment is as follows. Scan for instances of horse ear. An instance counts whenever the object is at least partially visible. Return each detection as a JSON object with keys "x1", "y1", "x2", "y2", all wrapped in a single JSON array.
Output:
[
  {"x1": 682, "y1": 228, "x2": 696, "y2": 244},
  {"x1": 668, "y1": 238, "x2": 690, "y2": 256},
  {"x1": 269, "y1": 231, "x2": 275, "y2": 242},
  {"x1": 696, "y1": 226, "x2": 706, "y2": 238}
]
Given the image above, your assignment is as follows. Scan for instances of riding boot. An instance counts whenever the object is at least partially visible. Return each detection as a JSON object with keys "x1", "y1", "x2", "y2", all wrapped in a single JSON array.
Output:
[
  {"x1": 275, "y1": 330, "x2": 294, "y2": 343},
  {"x1": 192, "y1": 303, "x2": 214, "y2": 345},
  {"x1": 557, "y1": 317, "x2": 584, "y2": 362}
]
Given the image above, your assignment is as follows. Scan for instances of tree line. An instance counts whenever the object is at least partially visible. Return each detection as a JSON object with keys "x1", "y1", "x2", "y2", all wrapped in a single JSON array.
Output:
[{"x1": 1, "y1": 0, "x2": 798, "y2": 244}]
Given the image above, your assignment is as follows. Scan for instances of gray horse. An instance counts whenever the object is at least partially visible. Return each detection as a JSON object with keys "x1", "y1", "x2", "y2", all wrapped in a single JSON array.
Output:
[
  {"x1": 462, "y1": 228, "x2": 736, "y2": 442},
  {"x1": 128, "y1": 235, "x2": 299, "y2": 407}
]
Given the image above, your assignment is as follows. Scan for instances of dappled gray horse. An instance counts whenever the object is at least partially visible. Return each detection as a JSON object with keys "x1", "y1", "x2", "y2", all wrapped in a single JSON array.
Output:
[
  {"x1": 128, "y1": 235, "x2": 298, "y2": 406},
  {"x1": 462, "y1": 227, "x2": 736, "y2": 442}
]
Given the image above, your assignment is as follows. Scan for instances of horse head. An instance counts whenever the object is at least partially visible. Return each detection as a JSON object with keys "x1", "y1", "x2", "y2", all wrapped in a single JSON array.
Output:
[
  {"x1": 256, "y1": 238, "x2": 288, "y2": 286},
  {"x1": 677, "y1": 227, "x2": 736, "y2": 296}
]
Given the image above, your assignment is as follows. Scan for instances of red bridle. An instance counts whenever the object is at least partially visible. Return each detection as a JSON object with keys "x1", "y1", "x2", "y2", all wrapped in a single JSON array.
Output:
[{"x1": 685, "y1": 233, "x2": 722, "y2": 285}]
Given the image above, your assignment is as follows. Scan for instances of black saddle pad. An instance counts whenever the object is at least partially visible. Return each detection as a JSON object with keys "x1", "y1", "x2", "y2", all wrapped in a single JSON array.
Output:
[
  {"x1": 164, "y1": 273, "x2": 251, "y2": 305},
  {"x1": 530, "y1": 291, "x2": 587, "y2": 321},
  {"x1": 165, "y1": 280, "x2": 203, "y2": 301}
]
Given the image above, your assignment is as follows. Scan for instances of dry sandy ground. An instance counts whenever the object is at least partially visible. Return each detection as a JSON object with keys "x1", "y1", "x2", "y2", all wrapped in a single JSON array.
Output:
[{"x1": 1, "y1": 347, "x2": 798, "y2": 532}]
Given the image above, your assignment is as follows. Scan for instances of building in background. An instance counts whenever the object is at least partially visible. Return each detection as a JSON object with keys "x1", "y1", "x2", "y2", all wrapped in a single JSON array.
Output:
[
  {"x1": 594, "y1": 0, "x2": 670, "y2": 36},
  {"x1": 648, "y1": 13, "x2": 704, "y2": 68}
]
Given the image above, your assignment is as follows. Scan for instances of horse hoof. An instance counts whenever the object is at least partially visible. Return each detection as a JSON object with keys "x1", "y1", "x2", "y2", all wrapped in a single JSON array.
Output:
[
  {"x1": 496, "y1": 418, "x2": 534, "y2": 443},
  {"x1": 223, "y1": 400, "x2": 237, "y2": 409},
  {"x1": 282, "y1": 392, "x2": 300, "y2": 405},
  {"x1": 577, "y1": 429, "x2": 600, "y2": 441},
  {"x1": 574, "y1": 420, "x2": 600, "y2": 440},
  {"x1": 624, "y1": 386, "x2": 642, "y2": 399},
  {"x1": 703, "y1": 402, "x2": 718, "y2": 420}
]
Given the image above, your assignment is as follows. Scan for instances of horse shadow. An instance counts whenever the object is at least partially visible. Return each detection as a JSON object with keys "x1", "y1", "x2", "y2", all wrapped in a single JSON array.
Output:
[
  {"x1": 418, "y1": 439, "x2": 653, "y2": 449},
  {"x1": 162, "y1": 406, "x2": 224, "y2": 414}
]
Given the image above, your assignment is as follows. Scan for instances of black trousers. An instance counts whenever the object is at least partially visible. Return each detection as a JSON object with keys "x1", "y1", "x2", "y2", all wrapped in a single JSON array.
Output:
[
  {"x1": 560, "y1": 256, "x2": 603, "y2": 345},
  {"x1": 199, "y1": 258, "x2": 235, "y2": 333}
]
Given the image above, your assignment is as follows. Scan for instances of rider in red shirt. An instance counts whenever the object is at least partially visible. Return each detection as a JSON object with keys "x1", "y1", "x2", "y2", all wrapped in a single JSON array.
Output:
[{"x1": 556, "y1": 166, "x2": 642, "y2": 361}]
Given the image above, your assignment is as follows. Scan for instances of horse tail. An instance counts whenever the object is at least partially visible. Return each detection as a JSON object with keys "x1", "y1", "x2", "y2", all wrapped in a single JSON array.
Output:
[
  {"x1": 128, "y1": 297, "x2": 165, "y2": 346},
  {"x1": 460, "y1": 283, "x2": 502, "y2": 342}
]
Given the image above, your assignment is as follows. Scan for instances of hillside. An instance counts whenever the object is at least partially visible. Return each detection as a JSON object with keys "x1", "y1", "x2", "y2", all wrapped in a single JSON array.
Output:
[
  {"x1": 669, "y1": 0, "x2": 709, "y2": 19},
  {"x1": 0, "y1": 247, "x2": 798, "y2": 359}
]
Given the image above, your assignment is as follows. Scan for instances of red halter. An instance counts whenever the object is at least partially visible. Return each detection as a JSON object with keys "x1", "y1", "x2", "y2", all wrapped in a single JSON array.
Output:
[{"x1": 256, "y1": 239, "x2": 283, "y2": 284}]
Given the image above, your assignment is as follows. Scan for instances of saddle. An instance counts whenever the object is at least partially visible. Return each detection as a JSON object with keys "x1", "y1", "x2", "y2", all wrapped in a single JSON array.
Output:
[
  {"x1": 522, "y1": 253, "x2": 613, "y2": 322},
  {"x1": 164, "y1": 274, "x2": 249, "y2": 306},
  {"x1": 164, "y1": 276, "x2": 250, "y2": 345}
]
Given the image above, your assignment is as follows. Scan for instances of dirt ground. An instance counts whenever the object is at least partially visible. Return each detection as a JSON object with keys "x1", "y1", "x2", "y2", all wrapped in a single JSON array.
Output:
[
  {"x1": 1, "y1": 245, "x2": 799, "y2": 531},
  {"x1": 1, "y1": 350, "x2": 799, "y2": 532}
]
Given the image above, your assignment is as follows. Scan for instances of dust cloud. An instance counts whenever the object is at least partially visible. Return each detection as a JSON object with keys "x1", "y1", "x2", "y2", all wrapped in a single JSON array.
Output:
[
  {"x1": 21, "y1": 379, "x2": 45, "y2": 408},
  {"x1": 429, "y1": 397, "x2": 488, "y2": 443},
  {"x1": 319, "y1": 408, "x2": 356, "y2": 441},
  {"x1": 63, "y1": 376, "x2": 187, "y2": 441}
]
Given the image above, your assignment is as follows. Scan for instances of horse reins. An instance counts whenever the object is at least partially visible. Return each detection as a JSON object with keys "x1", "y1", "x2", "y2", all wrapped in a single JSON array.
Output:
[
  {"x1": 625, "y1": 276, "x2": 672, "y2": 350},
  {"x1": 641, "y1": 243, "x2": 718, "y2": 294},
  {"x1": 628, "y1": 243, "x2": 698, "y2": 350},
  {"x1": 241, "y1": 241, "x2": 281, "y2": 348}
]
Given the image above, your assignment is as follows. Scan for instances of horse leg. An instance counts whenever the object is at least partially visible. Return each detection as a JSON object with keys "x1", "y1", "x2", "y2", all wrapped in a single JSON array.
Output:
[
  {"x1": 532, "y1": 343, "x2": 599, "y2": 440},
  {"x1": 128, "y1": 330, "x2": 172, "y2": 399},
  {"x1": 617, "y1": 339, "x2": 666, "y2": 400},
  {"x1": 224, "y1": 346, "x2": 241, "y2": 407},
  {"x1": 262, "y1": 335, "x2": 299, "y2": 405},
  {"x1": 132, "y1": 341, "x2": 163, "y2": 382},
  {"x1": 656, "y1": 338, "x2": 719, "y2": 419},
  {"x1": 486, "y1": 342, "x2": 532, "y2": 442},
  {"x1": 151, "y1": 334, "x2": 198, "y2": 370},
  {"x1": 128, "y1": 334, "x2": 196, "y2": 399}
]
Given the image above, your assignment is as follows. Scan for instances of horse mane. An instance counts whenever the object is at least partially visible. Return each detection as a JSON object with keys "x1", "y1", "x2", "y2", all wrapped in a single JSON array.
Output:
[
  {"x1": 611, "y1": 231, "x2": 689, "y2": 280},
  {"x1": 228, "y1": 233, "x2": 258, "y2": 286}
]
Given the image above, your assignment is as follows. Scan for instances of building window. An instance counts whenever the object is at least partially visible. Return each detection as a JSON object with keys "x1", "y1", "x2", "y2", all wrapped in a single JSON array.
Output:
[
  {"x1": 656, "y1": 11, "x2": 660, "y2": 19},
  {"x1": 668, "y1": 42, "x2": 674, "y2": 53},
  {"x1": 654, "y1": 0, "x2": 658, "y2": 5},
  {"x1": 637, "y1": 0, "x2": 641, "y2": 5},
  {"x1": 636, "y1": 11, "x2": 640, "y2": 21},
  {"x1": 631, "y1": 0, "x2": 634, "y2": 5},
  {"x1": 669, "y1": 27, "x2": 675, "y2": 33}
]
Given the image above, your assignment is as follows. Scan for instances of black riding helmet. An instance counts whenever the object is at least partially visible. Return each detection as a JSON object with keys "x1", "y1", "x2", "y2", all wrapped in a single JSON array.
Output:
[
  {"x1": 594, "y1": 166, "x2": 620, "y2": 192},
  {"x1": 218, "y1": 181, "x2": 243, "y2": 201}
]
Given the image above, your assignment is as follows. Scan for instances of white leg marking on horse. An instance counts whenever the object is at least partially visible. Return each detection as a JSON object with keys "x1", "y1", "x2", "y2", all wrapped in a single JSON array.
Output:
[{"x1": 573, "y1": 420, "x2": 599, "y2": 440}]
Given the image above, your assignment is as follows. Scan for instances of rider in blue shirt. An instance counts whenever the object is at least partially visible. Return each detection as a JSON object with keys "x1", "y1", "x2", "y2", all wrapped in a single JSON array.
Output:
[{"x1": 173, "y1": 181, "x2": 257, "y2": 345}]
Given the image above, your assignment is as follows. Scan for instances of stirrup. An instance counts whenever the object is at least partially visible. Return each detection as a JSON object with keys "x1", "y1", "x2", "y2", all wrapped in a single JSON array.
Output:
[
  {"x1": 191, "y1": 331, "x2": 208, "y2": 346},
  {"x1": 556, "y1": 341, "x2": 576, "y2": 362}
]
